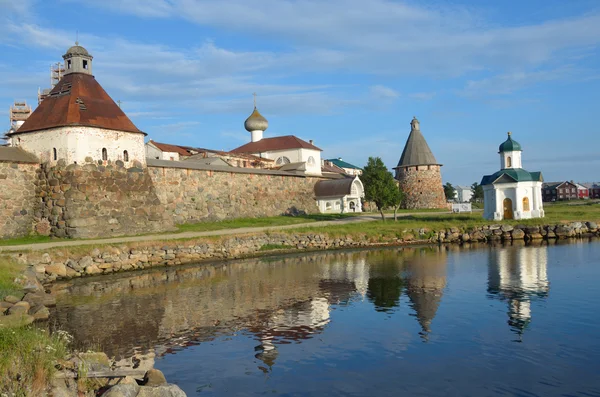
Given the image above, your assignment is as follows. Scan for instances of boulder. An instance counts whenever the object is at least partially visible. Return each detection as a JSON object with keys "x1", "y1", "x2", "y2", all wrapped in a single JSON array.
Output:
[
  {"x1": 85, "y1": 264, "x2": 102, "y2": 275},
  {"x1": 143, "y1": 368, "x2": 167, "y2": 386},
  {"x1": 102, "y1": 384, "x2": 140, "y2": 397},
  {"x1": 46, "y1": 263, "x2": 67, "y2": 278},
  {"x1": 30, "y1": 305, "x2": 50, "y2": 321},
  {"x1": 586, "y1": 221, "x2": 597, "y2": 230},
  {"x1": 0, "y1": 301, "x2": 13, "y2": 311},
  {"x1": 78, "y1": 256, "x2": 93, "y2": 268},
  {"x1": 0, "y1": 313, "x2": 34, "y2": 328},
  {"x1": 137, "y1": 384, "x2": 187, "y2": 397},
  {"x1": 511, "y1": 229, "x2": 525, "y2": 239},
  {"x1": 4, "y1": 295, "x2": 21, "y2": 304},
  {"x1": 41, "y1": 253, "x2": 52, "y2": 264},
  {"x1": 8, "y1": 301, "x2": 30, "y2": 315}
]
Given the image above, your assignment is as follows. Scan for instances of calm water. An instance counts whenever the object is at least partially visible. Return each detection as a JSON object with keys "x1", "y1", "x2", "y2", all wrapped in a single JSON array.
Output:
[{"x1": 49, "y1": 240, "x2": 600, "y2": 396}]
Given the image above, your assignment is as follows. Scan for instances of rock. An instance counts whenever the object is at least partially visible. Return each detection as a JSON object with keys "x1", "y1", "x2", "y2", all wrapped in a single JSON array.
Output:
[
  {"x1": 4, "y1": 295, "x2": 21, "y2": 304},
  {"x1": 500, "y1": 225, "x2": 514, "y2": 232},
  {"x1": 79, "y1": 256, "x2": 93, "y2": 268},
  {"x1": 30, "y1": 305, "x2": 50, "y2": 320},
  {"x1": 137, "y1": 384, "x2": 187, "y2": 397},
  {"x1": 102, "y1": 384, "x2": 141, "y2": 397},
  {"x1": 78, "y1": 352, "x2": 111, "y2": 372},
  {"x1": 143, "y1": 368, "x2": 167, "y2": 386},
  {"x1": 35, "y1": 218, "x2": 52, "y2": 236},
  {"x1": 461, "y1": 233, "x2": 471, "y2": 242},
  {"x1": 46, "y1": 263, "x2": 67, "y2": 277},
  {"x1": 586, "y1": 221, "x2": 597, "y2": 230},
  {"x1": 0, "y1": 301, "x2": 13, "y2": 311},
  {"x1": 43, "y1": 294, "x2": 57, "y2": 307},
  {"x1": 22, "y1": 292, "x2": 45, "y2": 306},
  {"x1": 511, "y1": 229, "x2": 525, "y2": 239},
  {"x1": 85, "y1": 264, "x2": 102, "y2": 275},
  {"x1": 8, "y1": 301, "x2": 30, "y2": 315},
  {"x1": 41, "y1": 253, "x2": 52, "y2": 264},
  {"x1": 66, "y1": 259, "x2": 82, "y2": 272},
  {"x1": 0, "y1": 313, "x2": 34, "y2": 328}
]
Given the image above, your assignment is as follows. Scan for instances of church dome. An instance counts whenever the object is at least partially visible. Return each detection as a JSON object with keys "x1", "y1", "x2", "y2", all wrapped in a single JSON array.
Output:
[
  {"x1": 244, "y1": 107, "x2": 268, "y2": 132},
  {"x1": 65, "y1": 44, "x2": 90, "y2": 56},
  {"x1": 499, "y1": 132, "x2": 522, "y2": 152}
]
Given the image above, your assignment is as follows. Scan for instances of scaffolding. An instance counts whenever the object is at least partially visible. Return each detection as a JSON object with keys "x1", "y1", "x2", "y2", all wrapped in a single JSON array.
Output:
[
  {"x1": 38, "y1": 62, "x2": 65, "y2": 104},
  {"x1": 9, "y1": 101, "x2": 32, "y2": 129}
]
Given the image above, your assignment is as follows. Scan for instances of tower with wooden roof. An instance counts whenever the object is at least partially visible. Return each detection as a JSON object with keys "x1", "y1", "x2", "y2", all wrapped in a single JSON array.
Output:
[
  {"x1": 7, "y1": 43, "x2": 146, "y2": 166},
  {"x1": 394, "y1": 117, "x2": 446, "y2": 209}
]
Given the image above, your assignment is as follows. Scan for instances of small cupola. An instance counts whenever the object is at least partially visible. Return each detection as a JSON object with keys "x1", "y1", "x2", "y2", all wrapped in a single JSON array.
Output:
[
  {"x1": 244, "y1": 94, "x2": 268, "y2": 142},
  {"x1": 411, "y1": 116, "x2": 420, "y2": 131},
  {"x1": 63, "y1": 42, "x2": 93, "y2": 76},
  {"x1": 499, "y1": 132, "x2": 523, "y2": 169}
]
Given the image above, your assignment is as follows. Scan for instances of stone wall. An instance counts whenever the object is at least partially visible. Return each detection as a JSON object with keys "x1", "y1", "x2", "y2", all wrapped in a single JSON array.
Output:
[
  {"x1": 16, "y1": 220, "x2": 599, "y2": 283},
  {"x1": 36, "y1": 160, "x2": 172, "y2": 239},
  {"x1": 32, "y1": 161, "x2": 321, "y2": 239},
  {"x1": 396, "y1": 165, "x2": 447, "y2": 209},
  {"x1": 0, "y1": 162, "x2": 39, "y2": 238},
  {"x1": 148, "y1": 165, "x2": 320, "y2": 223}
]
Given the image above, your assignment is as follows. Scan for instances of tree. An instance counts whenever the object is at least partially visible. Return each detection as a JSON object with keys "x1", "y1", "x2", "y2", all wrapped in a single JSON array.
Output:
[
  {"x1": 471, "y1": 182, "x2": 484, "y2": 203},
  {"x1": 443, "y1": 182, "x2": 455, "y2": 201},
  {"x1": 362, "y1": 157, "x2": 402, "y2": 221}
]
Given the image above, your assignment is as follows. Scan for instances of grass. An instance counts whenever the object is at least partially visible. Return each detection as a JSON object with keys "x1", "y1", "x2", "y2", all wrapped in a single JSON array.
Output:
[
  {"x1": 0, "y1": 327, "x2": 71, "y2": 396},
  {"x1": 0, "y1": 256, "x2": 25, "y2": 299},
  {"x1": 174, "y1": 213, "x2": 355, "y2": 233},
  {"x1": 0, "y1": 235, "x2": 53, "y2": 247}
]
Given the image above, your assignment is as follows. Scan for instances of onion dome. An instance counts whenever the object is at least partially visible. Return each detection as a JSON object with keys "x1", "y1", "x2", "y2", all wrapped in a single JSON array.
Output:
[
  {"x1": 244, "y1": 107, "x2": 268, "y2": 132},
  {"x1": 65, "y1": 43, "x2": 90, "y2": 56},
  {"x1": 499, "y1": 131, "x2": 522, "y2": 152}
]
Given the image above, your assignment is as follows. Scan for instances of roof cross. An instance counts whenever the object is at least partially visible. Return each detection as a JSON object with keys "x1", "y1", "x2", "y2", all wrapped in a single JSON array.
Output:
[{"x1": 253, "y1": 92, "x2": 257, "y2": 108}]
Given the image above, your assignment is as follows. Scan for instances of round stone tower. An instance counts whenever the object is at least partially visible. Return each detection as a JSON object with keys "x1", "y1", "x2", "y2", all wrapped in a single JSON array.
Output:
[{"x1": 394, "y1": 117, "x2": 446, "y2": 209}]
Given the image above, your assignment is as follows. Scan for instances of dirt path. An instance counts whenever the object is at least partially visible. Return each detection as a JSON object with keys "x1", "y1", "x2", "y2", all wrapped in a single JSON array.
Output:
[{"x1": 0, "y1": 211, "x2": 453, "y2": 253}]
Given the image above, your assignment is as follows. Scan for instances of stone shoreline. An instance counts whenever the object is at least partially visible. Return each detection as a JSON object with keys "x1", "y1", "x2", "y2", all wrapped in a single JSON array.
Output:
[{"x1": 6, "y1": 220, "x2": 598, "y2": 285}]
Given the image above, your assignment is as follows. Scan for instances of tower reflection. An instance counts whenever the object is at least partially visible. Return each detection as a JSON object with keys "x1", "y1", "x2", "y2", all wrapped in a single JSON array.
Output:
[{"x1": 487, "y1": 244, "x2": 550, "y2": 340}]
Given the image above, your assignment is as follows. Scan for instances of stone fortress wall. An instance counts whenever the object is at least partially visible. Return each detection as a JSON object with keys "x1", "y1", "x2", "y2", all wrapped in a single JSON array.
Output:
[
  {"x1": 0, "y1": 161, "x2": 39, "y2": 238},
  {"x1": 0, "y1": 158, "x2": 321, "y2": 239},
  {"x1": 396, "y1": 164, "x2": 447, "y2": 209}
]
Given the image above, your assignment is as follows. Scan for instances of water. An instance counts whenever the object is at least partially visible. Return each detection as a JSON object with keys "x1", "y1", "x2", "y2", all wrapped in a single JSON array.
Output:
[{"x1": 49, "y1": 240, "x2": 600, "y2": 396}]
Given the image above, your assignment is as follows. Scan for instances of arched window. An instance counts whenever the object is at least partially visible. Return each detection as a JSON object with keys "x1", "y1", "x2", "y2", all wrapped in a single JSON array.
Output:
[
  {"x1": 123, "y1": 150, "x2": 129, "y2": 162},
  {"x1": 506, "y1": 156, "x2": 512, "y2": 168},
  {"x1": 102, "y1": 148, "x2": 108, "y2": 161},
  {"x1": 522, "y1": 197, "x2": 530, "y2": 211},
  {"x1": 53, "y1": 148, "x2": 57, "y2": 161},
  {"x1": 275, "y1": 156, "x2": 291, "y2": 165},
  {"x1": 307, "y1": 156, "x2": 315, "y2": 165},
  {"x1": 325, "y1": 202, "x2": 332, "y2": 210}
]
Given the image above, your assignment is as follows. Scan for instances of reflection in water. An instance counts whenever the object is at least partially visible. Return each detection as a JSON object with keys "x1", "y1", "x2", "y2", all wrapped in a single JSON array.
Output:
[{"x1": 487, "y1": 244, "x2": 550, "y2": 340}]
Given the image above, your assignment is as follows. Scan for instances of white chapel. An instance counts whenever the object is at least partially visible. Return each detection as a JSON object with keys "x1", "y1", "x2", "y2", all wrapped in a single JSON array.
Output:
[{"x1": 481, "y1": 132, "x2": 544, "y2": 220}]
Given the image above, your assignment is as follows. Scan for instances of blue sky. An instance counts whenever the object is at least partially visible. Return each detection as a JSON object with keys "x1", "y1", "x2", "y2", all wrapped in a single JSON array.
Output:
[{"x1": 1, "y1": 0, "x2": 599, "y2": 185}]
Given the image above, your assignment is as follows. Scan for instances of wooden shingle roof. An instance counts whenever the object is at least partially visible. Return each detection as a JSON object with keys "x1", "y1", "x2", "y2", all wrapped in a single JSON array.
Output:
[{"x1": 10, "y1": 73, "x2": 144, "y2": 135}]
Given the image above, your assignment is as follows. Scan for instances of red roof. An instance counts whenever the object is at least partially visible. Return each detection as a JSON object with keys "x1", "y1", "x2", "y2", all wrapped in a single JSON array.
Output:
[
  {"x1": 230, "y1": 135, "x2": 322, "y2": 154},
  {"x1": 12, "y1": 73, "x2": 143, "y2": 135},
  {"x1": 149, "y1": 140, "x2": 194, "y2": 156}
]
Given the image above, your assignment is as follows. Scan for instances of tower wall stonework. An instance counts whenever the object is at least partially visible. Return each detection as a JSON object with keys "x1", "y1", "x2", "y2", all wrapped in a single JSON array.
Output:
[
  {"x1": 0, "y1": 162, "x2": 39, "y2": 238},
  {"x1": 396, "y1": 165, "x2": 447, "y2": 209}
]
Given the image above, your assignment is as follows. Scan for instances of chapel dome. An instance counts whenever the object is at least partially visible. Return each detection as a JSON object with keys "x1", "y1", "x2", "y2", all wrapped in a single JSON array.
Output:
[
  {"x1": 65, "y1": 44, "x2": 90, "y2": 56},
  {"x1": 499, "y1": 132, "x2": 522, "y2": 152},
  {"x1": 244, "y1": 107, "x2": 268, "y2": 132}
]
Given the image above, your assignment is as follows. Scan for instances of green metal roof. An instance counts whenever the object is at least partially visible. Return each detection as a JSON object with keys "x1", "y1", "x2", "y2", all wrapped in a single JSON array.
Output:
[
  {"x1": 481, "y1": 168, "x2": 543, "y2": 185},
  {"x1": 498, "y1": 133, "x2": 522, "y2": 152},
  {"x1": 326, "y1": 158, "x2": 362, "y2": 170}
]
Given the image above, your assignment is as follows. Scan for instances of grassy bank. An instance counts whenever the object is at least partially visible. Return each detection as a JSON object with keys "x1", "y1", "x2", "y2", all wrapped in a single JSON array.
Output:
[
  {"x1": 0, "y1": 327, "x2": 71, "y2": 396},
  {"x1": 0, "y1": 257, "x2": 25, "y2": 298}
]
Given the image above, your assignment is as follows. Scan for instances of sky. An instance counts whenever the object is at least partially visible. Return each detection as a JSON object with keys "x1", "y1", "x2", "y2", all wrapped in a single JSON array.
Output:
[{"x1": 1, "y1": 0, "x2": 599, "y2": 185}]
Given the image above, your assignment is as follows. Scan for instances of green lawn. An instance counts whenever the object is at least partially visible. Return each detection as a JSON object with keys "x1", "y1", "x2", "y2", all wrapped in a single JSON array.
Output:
[
  {"x1": 0, "y1": 257, "x2": 25, "y2": 299},
  {"x1": 0, "y1": 235, "x2": 53, "y2": 247}
]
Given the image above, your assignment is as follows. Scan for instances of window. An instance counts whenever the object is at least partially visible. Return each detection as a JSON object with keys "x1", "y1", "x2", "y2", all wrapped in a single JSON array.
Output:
[
  {"x1": 326, "y1": 202, "x2": 332, "y2": 210},
  {"x1": 53, "y1": 148, "x2": 57, "y2": 161},
  {"x1": 67, "y1": 60, "x2": 71, "y2": 69},
  {"x1": 123, "y1": 150, "x2": 129, "y2": 162},
  {"x1": 522, "y1": 197, "x2": 530, "y2": 211},
  {"x1": 275, "y1": 156, "x2": 291, "y2": 165},
  {"x1": 307, "y1": 156, "x2": 315, "y2": 165},
  {"x1": 83, "y1": 60, "x2": 88, "y2": 69},
  {"x1": 102, "y1": 148, "x2": 108, "y2": 161},
  {"x1": 506, "y1": 156, "x2": 512, "y2": 167}
]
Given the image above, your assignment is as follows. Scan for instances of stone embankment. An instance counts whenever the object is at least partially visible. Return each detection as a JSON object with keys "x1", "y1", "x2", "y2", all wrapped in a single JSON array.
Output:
[{"x1": 8, "y1": 221, "x2": 598, "y2": 284}]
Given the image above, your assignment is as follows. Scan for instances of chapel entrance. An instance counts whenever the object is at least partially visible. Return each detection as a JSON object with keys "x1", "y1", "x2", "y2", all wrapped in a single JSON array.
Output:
[{"x1": 503, "y1": 198, "x2": 514, "y2": 220}]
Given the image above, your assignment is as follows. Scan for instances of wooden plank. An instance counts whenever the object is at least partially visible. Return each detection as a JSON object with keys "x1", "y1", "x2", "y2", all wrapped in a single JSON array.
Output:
[{"x1": 55, "y1": 369, "x2": 146, "y2": 379}]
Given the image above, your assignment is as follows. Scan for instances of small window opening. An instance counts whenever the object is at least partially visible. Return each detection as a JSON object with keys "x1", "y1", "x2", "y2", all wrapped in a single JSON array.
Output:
[
  {"x1": 67, "y1": 60, "x2": 71, "y2": 69},
  {"x1": 53, "y1": 148, "x2": 57, "y2": 161},
  {"x1": 102, "y1": 148, "x2": 108, "y2": 161},
  {"x1": 506, "y1": 156, "x2": 512, "y2": 168},
  {"x1": 123, "y1": 150, "x2": 129, "y2": 162},
  {"x1": 83, "y1": 60, "x2": 88, "y2": 69}
]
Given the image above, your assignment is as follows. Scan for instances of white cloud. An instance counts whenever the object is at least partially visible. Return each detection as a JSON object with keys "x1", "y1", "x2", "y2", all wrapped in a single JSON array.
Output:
[{"x1": 369, "y1": 85, "x2": 399, "y2": 100}]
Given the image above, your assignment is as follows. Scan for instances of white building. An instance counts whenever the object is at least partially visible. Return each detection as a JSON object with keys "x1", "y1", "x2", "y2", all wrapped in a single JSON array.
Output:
[
  {"x1": 324, "y1": 158, "x2": 363, "y2": 176},
  {"x1": 481, "y1": 132, "x2": 544, "y2": 220},
  {"x1": 230, "y1": 105, "x2": 322, "y2": 176},
  {"x1": 314, "y1": 176, "x2": 364, "y2": 213},
  {"x1": 7, "y1": 43, "x2": 146, "y2": 166},
  {"x1": 454, "y1": 185, "x2": 473, "y2": 203}
]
